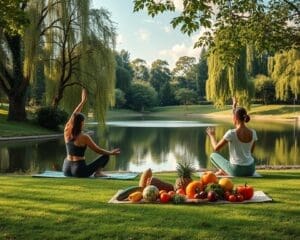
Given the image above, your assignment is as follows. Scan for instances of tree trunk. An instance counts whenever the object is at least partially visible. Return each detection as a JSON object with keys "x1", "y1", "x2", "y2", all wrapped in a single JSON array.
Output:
[
  {"x1": 8, "y1": 92, "x2": 27, "y2": 121},
  {"x1": 5, "y1": 33, "x2": 29, "y2": 121},
  {"x1": 52, "y1": 85, "x2": 64, "y2": 109}
]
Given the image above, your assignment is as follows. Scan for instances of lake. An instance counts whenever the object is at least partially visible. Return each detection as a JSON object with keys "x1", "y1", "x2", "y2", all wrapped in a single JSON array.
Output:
[{"x1": 0, "y1": 116, "x2": 299, "y2": 173}]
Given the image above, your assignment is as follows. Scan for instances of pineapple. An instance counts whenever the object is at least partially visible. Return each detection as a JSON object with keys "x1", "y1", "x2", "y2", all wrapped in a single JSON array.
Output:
[{"x1": 174, "y1": 162, "x2": 194, "y2": 191}]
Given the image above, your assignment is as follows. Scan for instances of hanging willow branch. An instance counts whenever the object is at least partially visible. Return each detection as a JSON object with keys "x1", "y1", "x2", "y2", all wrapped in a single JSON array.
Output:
[
  {"x1": 206, "y1": 39, "x2": 254, "y2": 109},
  {"x1": 271, "y1": 49, "x2": 300, "y2": 100},
  {"x1": 41, "y1": 0, "x2": 116, "y2": 123}
]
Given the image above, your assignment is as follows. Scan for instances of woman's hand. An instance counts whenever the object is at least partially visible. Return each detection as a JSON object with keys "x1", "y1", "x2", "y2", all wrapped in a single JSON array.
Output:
[
  {"x1": 206, "y1": 127, "x2": 226, "y2": 151},
  {"x1": 109, "y1": 148, "x2": 121, "y2": 156},
  {"x1": 81, "y1": 88, "x2": 88, "y2": 103},
  {"x1": 206, "y1": 127, "x2": 216, "y2": 137}
]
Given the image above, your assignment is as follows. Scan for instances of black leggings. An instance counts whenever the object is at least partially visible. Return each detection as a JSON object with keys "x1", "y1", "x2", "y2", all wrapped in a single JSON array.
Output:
[{"x1": 62, "y1": 155, "x2": 109, "y2": 177}]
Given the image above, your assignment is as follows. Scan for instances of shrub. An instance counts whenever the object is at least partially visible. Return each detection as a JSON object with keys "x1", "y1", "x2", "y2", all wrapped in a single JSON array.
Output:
[
  {"x1": 126, "y1": 81, "x2": 158, "y2": 111},
  {"x1": 114, "y1": 88, "x2": 126, "y2": 108},
  {"x1": 36, "y1": 106, "x2": 68, "y2": 130}
]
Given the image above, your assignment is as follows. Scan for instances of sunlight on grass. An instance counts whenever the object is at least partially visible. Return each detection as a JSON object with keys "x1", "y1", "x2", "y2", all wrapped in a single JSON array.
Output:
[
  {"x1": 0, "y1": 171, "x2": 299, "y2": 240},
  {"x1": 250, "y1": 105, "x2": 300, "y2": 116}
]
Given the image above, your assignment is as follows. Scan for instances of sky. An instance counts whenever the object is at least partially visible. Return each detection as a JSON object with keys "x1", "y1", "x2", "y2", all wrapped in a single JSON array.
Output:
[{"x1": 92, "y1": 0, "x2": 202, "y2": 69}]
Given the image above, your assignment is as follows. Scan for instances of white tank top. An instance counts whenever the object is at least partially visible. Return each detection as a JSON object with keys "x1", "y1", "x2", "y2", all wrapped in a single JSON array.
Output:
[{"x1": 223, "y1": 129, "x2": 258, "y2": 165}]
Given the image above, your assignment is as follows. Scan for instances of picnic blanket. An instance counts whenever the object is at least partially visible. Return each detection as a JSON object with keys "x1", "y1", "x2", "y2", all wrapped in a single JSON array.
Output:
[
  {"x1": 108, "y1": 190, "x2": 272, "y2": 204},
  {"x1": 32, "y1": 170, "x2": 139, "y2": 180},
  {"x1": 197, "y1": 171, "x2": 262, "y2": 178}
]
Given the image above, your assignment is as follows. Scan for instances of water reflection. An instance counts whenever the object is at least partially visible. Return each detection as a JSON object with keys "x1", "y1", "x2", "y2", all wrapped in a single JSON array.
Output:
[
  {"x1": 0, "y1": 118, "x2": 299, "y2": 173},
  {"x1": 108, "y1": 125, "x2": 209, "y2": 172}
]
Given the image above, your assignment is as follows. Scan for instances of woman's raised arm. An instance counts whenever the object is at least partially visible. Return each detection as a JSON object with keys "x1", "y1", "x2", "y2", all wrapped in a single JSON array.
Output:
[
  {"x1": 72, "y1": 88, "x2": 88, "y2": 115},
  {"x1": 64, "y1": 88, "x2": 88, "y2": 134}
]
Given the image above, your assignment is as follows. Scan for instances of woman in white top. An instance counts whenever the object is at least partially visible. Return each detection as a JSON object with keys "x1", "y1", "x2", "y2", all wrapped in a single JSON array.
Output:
[{"x1": 206, "y1": 98, "x2": 257, "y2": 176}]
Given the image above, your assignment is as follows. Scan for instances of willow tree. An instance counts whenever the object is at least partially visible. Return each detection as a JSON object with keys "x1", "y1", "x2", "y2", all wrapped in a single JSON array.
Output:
[
  {"x1": 0, "y1": 0, "x2": 48, "y2": 121},
  {"x1": 134, "y1": 0, "x2": 299, "y2": 107},
  {"x1": 269, "y1": 49, "x2": 300, "y2": 102},
  {"x1": 0, "y1": 0, "x2": 116, "y2": 122},
  {"x1": 43, "y1": 0, "x2": 116, "y2": 122},
  {"x1": 206, "y1": 37, "x2": 253, "y2": 108},
  {"x1": 134, "y1": 0, "x2": 300, "y2": 65}
]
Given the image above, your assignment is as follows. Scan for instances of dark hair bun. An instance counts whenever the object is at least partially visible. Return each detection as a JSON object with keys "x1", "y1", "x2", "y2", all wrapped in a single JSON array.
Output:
[
  {"x1": 244, "y1": 114, "x2": 250, "y2": 123},
  {"x1": 235, "y1": 107, "x2": 250, "y2": 123}
]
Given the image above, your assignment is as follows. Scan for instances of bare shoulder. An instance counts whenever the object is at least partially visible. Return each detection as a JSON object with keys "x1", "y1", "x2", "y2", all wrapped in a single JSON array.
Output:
[
  {"x1": 80, "y1": 133, "x2": 90, "y2": 139},
  {"x1": 79, "y1": 133, "x2": 92, "y2": 143}
]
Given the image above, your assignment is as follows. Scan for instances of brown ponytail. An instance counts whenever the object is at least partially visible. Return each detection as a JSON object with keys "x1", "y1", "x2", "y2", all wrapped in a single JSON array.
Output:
[{"x1": 70, "y1": 113, "x2": 85, "y2": 140}]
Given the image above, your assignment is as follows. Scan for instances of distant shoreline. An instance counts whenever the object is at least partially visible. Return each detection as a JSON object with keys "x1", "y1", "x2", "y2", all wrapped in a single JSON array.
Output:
[
  {"x1": 0, "y1": 133, "x2": 63, "y2": 142},
  {"x1": 0, "y1": 114, "x2": 298, "y2": 141},
  {"x1": 189, "y1": 113, "x2": 300, "y2": 123},
  {"x1": 1, "y1": 104, "x2": 299, "y2": 140}
]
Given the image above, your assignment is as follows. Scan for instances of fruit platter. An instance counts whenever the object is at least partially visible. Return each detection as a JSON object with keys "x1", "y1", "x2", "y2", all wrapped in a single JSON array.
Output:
[{"x1": 109, "y1": 166, "x2": 272, "y2": 204}]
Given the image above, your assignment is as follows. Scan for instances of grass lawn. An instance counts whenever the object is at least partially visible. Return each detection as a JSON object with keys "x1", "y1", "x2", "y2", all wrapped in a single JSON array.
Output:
[
  {"x1": 0, "y1": 106, "x2": 59, "y2": 137},
  {"x1": 148, "y1": 104, "x2": 300, "y2": 119},
  {"x1": 0, "y1": 170, "x2": 299, "y2": 240}
]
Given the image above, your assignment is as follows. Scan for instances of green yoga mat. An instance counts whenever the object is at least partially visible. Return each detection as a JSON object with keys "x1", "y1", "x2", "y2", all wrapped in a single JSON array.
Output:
[{"x1": 32, "y1": 170, "x2": 139, "y2": 180}]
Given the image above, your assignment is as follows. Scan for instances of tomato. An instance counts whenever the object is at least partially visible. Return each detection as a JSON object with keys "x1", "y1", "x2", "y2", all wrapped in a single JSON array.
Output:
[
  {"x1": 236, "y1": 194, "x2": 244, "y2": 202},
  {"x1": 228, "y1": 194, "x2": 237, "y2": 202},
  {"x1": 160, "y1": 192, "x2": 171, "y2": 203},
  {"x1": 168, "y1": 191, "x2": 176, "y2": 198},
  {"x1": 159, "y1": 190, "x2": 167, "y2": 195},
  {"x1": 236, "y1": 183, "x2": 254, "y2": 200},
  {"x1": 176, "y1": 188, "x2": 186, "y2": 195}
]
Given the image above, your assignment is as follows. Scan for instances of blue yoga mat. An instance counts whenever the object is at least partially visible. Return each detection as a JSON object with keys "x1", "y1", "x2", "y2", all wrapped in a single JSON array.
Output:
[
  {"x1": 197, "y1": 171, "x2": 262, "y2": 178},
  {"x1": 32, "y1": 170, "x2": 139, "y2": 180}
]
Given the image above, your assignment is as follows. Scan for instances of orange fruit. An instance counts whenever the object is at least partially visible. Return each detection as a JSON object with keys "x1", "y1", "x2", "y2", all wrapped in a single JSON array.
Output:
[
  {"x1": 218, "y1": 178, "x2": 234, "y2": 191},
  {"x1": 186, "y1": 181, "x2": 204, "y2": 199},
  {"x1": 201, "y1": 171, "x2": 218, "y2": 185}
]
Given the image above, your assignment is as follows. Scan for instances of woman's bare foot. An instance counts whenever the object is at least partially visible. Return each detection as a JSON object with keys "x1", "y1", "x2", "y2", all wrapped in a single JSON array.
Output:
[{"x1": 215, "y1": 169, "x2": 228, "y2": 176}]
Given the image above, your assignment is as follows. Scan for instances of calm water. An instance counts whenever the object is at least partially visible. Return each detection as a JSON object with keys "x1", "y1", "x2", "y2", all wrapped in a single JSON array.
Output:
[{"x1": 0, "y1": 116, "x2": 299, "y2": 173}]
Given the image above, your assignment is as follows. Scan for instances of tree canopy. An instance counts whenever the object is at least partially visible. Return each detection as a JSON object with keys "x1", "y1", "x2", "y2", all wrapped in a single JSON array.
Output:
[
  {"x1": 133, "y1": 0, "x2": 300, "y2": 65},
  {"x1": 0, "y1": 0, "x2": 116, "y2": 122},
  {"x1": 133, "y1": 0, "x2": 299, "y2": 107},
  {"x1": 126, "y1": 81, "x2": 157, "y2": 111},
  {"x1": 0, "y1": 0, "x2": 29, "y2": 34}
]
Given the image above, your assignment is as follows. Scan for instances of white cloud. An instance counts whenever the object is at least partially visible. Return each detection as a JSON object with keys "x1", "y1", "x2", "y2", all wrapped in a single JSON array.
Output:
[
  {"x1": 135, "y1": 29, "x2": 150, "y2": 41},
  {"x1": 153, "y1": 0, "x2": 183, "y2": 11},
  {"x1": 116, "y1": 33, "x2": 124, "y2": 47},
  {"x1": 159, "y1": 42, "x2": 202, "y2": 69},
  {"x1": 143, "y1": 19, "x2": 155, "y2": 24},
  {"x1": 163, "y1": 26, "x2": 171, "y2": 33},
  {"x1": 171, "y1": 0, "x2": 184, "y2": 11}
]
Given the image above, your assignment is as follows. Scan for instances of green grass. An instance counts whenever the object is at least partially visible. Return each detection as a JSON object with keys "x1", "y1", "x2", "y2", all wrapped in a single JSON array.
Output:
[
  {"x1": 151, "y1": 104, "x2": 300, "y2": 119},
  {"x1": 0, "y1": 114, "x2": 59, "y2": 137},
  {"x1": 249, "y1": 105, "x2": 300, "y2": 118},
  {"x1": 0, "y1": 170, "x2": 299, "y2": 240}
]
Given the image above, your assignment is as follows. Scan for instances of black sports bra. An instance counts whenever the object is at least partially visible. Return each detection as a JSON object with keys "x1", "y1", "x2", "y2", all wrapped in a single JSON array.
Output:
[{"x1": 66, "y1": 140, "x2": 87, "y2": 157}]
